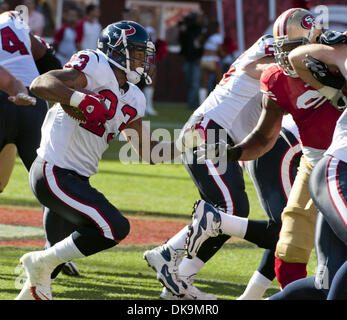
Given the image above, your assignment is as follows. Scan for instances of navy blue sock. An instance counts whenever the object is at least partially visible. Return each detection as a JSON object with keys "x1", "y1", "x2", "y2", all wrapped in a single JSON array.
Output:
[
  {"x1": 244, "y1": 220, "x2": 280, "y2": 250},
  {"x1": 257, "y1": 249, "x2": 276, "y2": 281}
]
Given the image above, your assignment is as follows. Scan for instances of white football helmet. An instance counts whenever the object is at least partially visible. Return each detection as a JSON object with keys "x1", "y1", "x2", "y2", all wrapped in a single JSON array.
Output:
[{"x1": 273, "y1": 8, "x2": 322, "y2": 77}]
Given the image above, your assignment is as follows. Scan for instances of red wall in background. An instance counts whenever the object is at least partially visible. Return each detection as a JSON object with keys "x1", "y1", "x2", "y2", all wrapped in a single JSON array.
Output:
[
  {"x1": 156, "y1": 0, "x2": 347, "y2": 104},
  {"x1": 224, "y1": 0, "x2": 347, "y2": 52},
  {"x1": 6, "y1": 0, "x2": 347, "y2": 105}
]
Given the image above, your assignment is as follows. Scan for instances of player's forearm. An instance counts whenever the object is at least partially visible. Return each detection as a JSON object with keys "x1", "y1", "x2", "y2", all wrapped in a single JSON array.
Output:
[
  {"x1": 232, "y1": 131, "x2": 277, "y2": 161},
  {"x1": 289, "y1": 46, "x2": 325, "y2": 90},
  {"x1": 30, "y1": 72, "x2": 75, "y2": 105},
  {"x1": 0, "y1": 67, "x2": 27, "y2": 97},
  {"x1": 3, "y1": 77, "x2": 27, "y2": 97},
  {"x1": 30, "y1": 69, "x2": 87, "y2": 106}
]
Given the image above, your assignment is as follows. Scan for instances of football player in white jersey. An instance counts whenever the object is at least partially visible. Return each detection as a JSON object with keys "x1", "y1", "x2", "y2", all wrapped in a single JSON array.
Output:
[
  {"x1": 15, "y1": 20, "x2": 183, "y2": 300},
  {"x1": 0, "y1": 10, "x2": 61, "y2": 193},
  {"x1": 0, "y1": 10, "x2": 80, "y2": 277},
  {"x1": 269, "y1": 32, "x2": 347, "y2": 300},
  {"x1": 144, "y1": 34, "x2": 302, "y2": 300}
]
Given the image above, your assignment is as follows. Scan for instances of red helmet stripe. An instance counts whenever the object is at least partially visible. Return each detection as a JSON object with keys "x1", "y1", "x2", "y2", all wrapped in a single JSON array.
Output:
[{"x1": 281, "y1": 8, "x2": 297, "y2": 37}]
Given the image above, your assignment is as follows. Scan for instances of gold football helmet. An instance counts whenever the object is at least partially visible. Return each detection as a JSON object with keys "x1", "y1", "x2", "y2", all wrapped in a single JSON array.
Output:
[{"x1": 273, "y1": 8, "x2": 322, "y2": 77}]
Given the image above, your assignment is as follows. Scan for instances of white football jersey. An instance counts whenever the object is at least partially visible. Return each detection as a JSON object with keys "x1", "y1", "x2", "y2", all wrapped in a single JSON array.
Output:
[
  {"x1": 37, "y1": 49, "x2": 146, "y2": 177},
  {"x1": 325, "y1": 108, "x2": 347, "y2": 163},
  {"x1": 193, "y1": 35, "x2": 275, "y2": 143},
  {"x1": 0, "y1": 11, "x2": 39, "y2": 86}
]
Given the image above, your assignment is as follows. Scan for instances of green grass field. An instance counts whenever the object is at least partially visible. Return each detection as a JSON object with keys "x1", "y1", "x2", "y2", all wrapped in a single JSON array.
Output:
[{"x1": 0, "y1": 104, "x2": 317, "y2": 300}]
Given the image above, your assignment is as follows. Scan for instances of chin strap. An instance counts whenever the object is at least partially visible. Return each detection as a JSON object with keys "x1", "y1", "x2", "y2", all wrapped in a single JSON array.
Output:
[{"x1": 126, "y1": 67, "x2": 152, "y2": 85}]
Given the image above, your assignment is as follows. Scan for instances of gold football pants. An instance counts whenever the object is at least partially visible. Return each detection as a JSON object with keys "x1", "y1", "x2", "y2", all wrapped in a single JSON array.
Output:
[{"x1": 275, "y1": 155, "x2": 318, "y2": 263}]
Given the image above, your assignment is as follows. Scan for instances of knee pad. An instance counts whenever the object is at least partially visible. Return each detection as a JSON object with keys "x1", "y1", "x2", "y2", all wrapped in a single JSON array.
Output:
[{"x1": 276, "y1": 203, "x2": 317, "y2": 263}]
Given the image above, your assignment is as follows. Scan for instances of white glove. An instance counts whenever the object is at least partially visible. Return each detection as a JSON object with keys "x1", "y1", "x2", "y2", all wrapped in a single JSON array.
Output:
[
  {"x1": 194, "y1": 140, "x2": 232, "y2": 163},
  {"x1": 175, "y1": 124, "x2": 206, "y2": 153},
  {"x1": 8, "y1": 93, "x2": 36, "y2": 106}
]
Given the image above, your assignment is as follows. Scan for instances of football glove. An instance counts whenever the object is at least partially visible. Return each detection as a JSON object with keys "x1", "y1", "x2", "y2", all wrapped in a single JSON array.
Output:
[
  {"x1": 70, "y1": 91, "x2": 108, "y2": 127},
  {"x1": 175, "y1": 123, "x2": 206, "y2": 153},
  {"x1": 329, "y1": 90, "x2": 347, "y2": 111},
  {"x1": 303, "y1": 54, "x2": 346, "y2": 89},
  {"x1": 8, "y1": 92, "x2": 36, "y2": 106},
  {"x1": 194, "y1": 140, "x2": 241, "y2": 163},
  {"x1": 319, "y1": 30, "x2": 347, "y2": 46}
]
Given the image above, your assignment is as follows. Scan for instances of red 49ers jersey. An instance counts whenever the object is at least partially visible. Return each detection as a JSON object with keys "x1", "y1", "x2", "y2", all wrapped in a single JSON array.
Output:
[{"x1": 260, "y1": 64, "x2": 341, "y2": 153}]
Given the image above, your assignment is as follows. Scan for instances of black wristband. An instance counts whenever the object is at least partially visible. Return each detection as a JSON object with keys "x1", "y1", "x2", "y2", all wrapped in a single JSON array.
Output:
[{"x1": 227, "y1": 145, "x2": 242, "y2": 161}]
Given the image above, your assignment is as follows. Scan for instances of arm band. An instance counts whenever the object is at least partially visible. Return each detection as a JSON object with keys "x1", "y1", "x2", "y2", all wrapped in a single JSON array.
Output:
[
  {"x1": 35, "y1": 49, "x2": 62, "y2": 74},
  {"x1": 70, "y1": 91, "x2": 86, "y2": 107}
]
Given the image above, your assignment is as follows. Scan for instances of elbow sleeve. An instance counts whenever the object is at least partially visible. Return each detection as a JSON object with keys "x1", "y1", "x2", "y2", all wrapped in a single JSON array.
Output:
[{"x1": 35, "y1": 48, "x2": 62, "y2": 74}]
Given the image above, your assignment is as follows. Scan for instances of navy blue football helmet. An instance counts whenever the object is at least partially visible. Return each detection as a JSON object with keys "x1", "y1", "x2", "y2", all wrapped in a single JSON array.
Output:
[{"x1": 97, "y1": 20, "x2": 155, "y2": 84}]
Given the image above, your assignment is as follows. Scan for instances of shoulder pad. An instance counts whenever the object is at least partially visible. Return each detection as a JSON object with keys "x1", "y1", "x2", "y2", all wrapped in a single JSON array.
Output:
[{"x1": 257, "y1": 34, "x2": 274, "y2": 56}]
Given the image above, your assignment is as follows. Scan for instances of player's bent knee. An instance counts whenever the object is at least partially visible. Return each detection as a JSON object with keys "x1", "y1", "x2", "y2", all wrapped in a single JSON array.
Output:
[
  {"x1": 114, "y1": 216, "x2": 130, "y2": 242},
  {"x1": 276, "y1": 205, "x2": 317, "y2": 263}
]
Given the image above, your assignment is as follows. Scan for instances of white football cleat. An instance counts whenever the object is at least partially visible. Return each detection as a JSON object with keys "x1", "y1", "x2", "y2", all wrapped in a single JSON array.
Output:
[
  {"x1": 160, "y1": 287, "x2": 180, "y2": 300},
  {"x1": 144, "y1": 244, "x2": 186, "y2": 296},
  {"x1": 159, "y1": 277, "x2": 217, "y2": 300},
  {"x1": 17, "y1": 251, "x2": 53, "y2": 300},
  {"x1": 180, "y1": 275, "x2": 217, "y2": 300},
  {"x1": 14, "y1": 279, "x2": 35, "y2": 300},
  {"x1": 186, "y1": 200, "x2": 221, "y2": 259}
]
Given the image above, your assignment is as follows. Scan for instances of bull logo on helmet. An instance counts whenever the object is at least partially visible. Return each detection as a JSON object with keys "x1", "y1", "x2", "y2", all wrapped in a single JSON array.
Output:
[{"x1": 301, "y1": 14, "x2": 315, "y2": 29}]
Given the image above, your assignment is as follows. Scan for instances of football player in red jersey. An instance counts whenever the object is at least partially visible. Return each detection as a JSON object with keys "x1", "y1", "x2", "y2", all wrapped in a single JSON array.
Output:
[
  {"x1": 185, "y1": 8, "x2": 344, "y2": 291},
  {"x1": 268, "y1": 33, "x2": 347, "y2": 299}
]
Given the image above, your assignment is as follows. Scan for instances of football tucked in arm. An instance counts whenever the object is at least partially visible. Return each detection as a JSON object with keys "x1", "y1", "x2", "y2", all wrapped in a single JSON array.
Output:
[{"x1": 61, "y1": 88, "x2": 106, "y2": 123}]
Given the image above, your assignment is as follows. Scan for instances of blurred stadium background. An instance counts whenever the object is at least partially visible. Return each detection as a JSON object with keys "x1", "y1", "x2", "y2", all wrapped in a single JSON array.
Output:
[
  {"x1": 3, "y1": 0, "x2": 347, "y2": 108},
  {"x1": 1, "y1": 0, "x2": 347, "y2": 300}
]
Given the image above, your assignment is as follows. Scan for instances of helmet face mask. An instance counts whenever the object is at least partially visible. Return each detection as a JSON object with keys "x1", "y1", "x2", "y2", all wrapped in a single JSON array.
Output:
[
  {"x1": 127, "y1": 41, "x2": 156, "y2": 84},
  {"x1": 274, "y1": 37, "x2": 310, "y2": 77},
  {"x1": 273, "y1": 8, "x2": 322, "y2": 77},
  {"x1": 98, "y1": 21, "x2": 156, "y2": 85}
]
